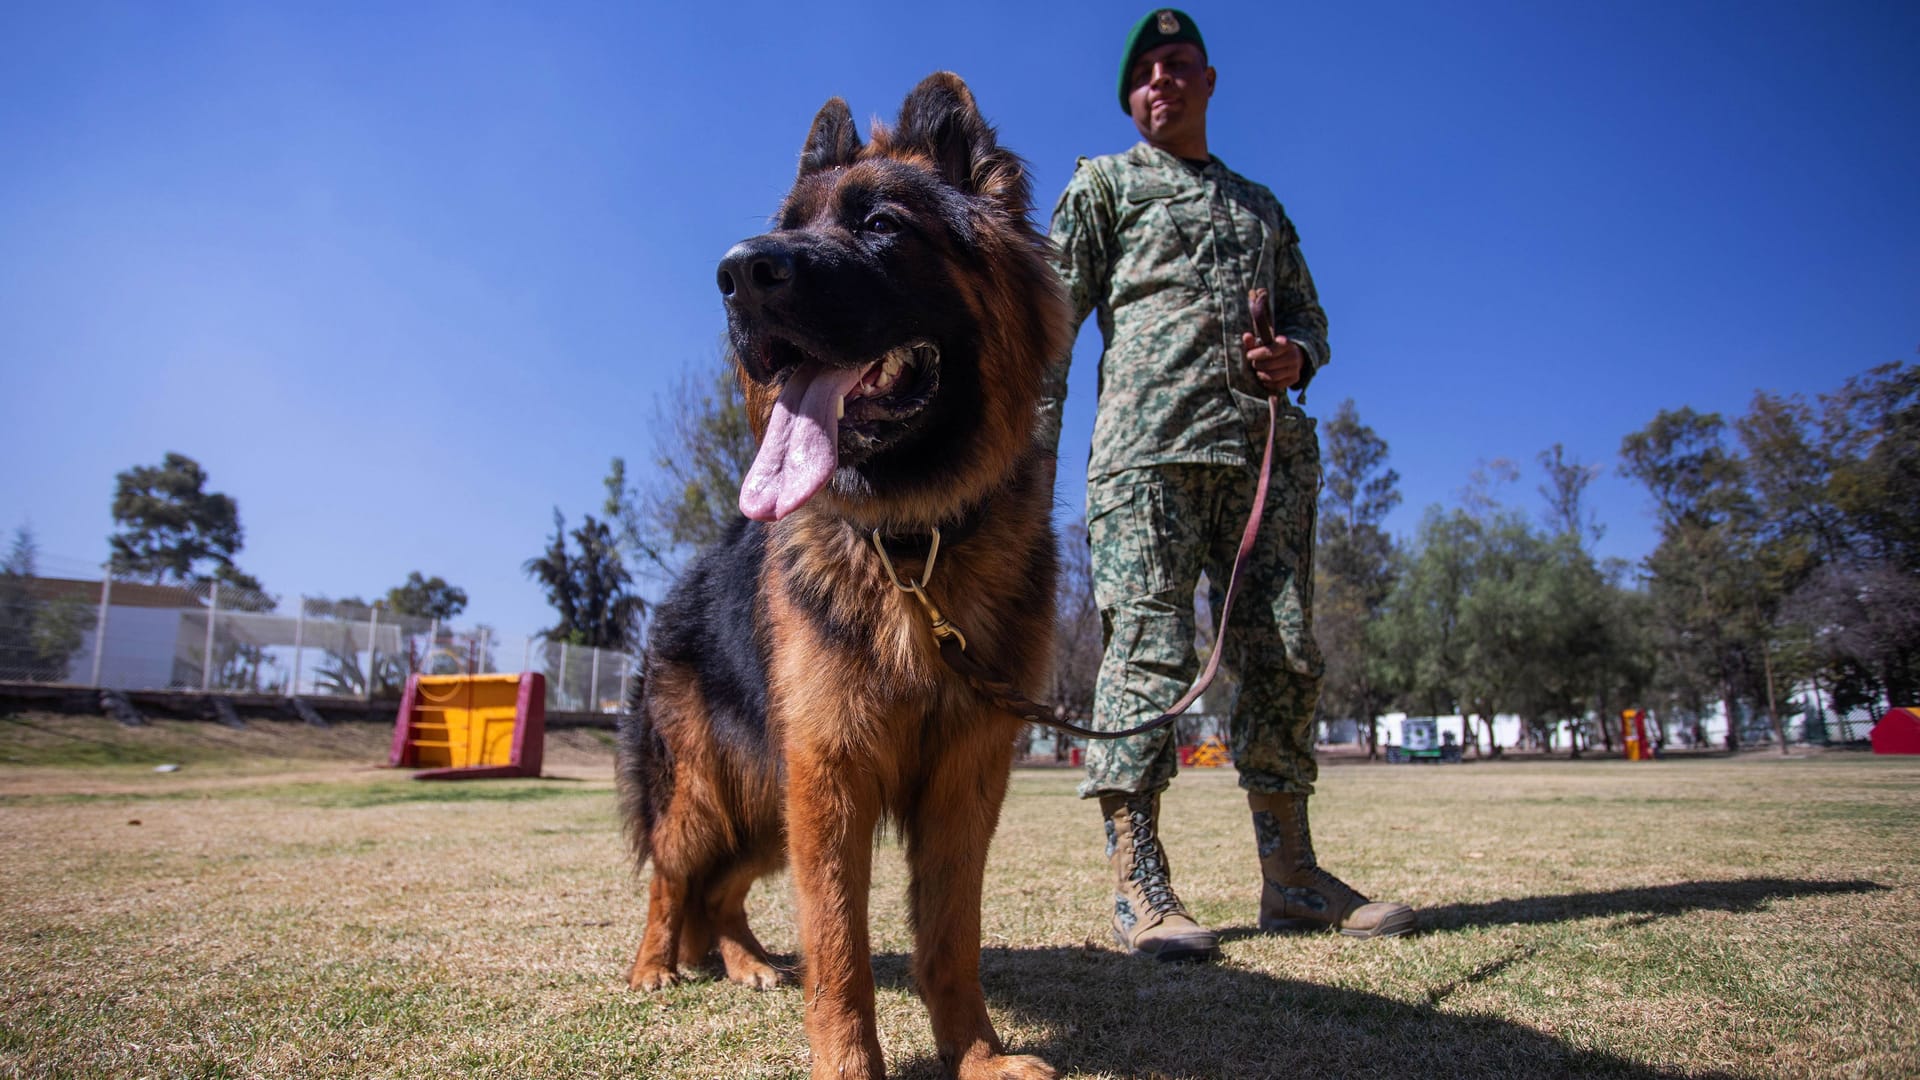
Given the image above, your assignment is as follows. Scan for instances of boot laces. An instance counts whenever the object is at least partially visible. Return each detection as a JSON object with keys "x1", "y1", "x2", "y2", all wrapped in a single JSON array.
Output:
[{"x1": 1127, "y1": 805, "x2": 1187, "y2": 917}]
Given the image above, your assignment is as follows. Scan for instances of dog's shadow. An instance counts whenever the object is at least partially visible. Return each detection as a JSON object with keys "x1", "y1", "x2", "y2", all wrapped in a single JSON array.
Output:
[{"x1": 853, "y1": 875, "x2": 1885, "y2": 1080}]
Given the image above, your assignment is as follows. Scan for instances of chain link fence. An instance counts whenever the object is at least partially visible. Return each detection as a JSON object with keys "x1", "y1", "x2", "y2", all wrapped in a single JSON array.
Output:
[{"x1": 1, "y1": 561, "x2": 637, "y2": 714}]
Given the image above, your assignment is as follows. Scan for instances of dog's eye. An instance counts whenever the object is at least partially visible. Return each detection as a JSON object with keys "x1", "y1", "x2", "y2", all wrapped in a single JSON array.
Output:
[{"x1": 863, "y1": 213, "x2": 900, "y2": 235}]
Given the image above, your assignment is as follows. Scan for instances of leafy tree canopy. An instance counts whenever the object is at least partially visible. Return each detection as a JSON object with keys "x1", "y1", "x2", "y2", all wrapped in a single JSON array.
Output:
[
  {"x1": 1, "y1": 525, "x2": 97, "y2": 681},
  {"x1": 384, "y1": 572, "x2": 469, "y2": 621},
  {"x1": 605, "y1": 361, "x2": 757, "y2": 577},
  {"x1": 524, "y1": 510, "x2": 644, "y2": 652},
  {"x1": 108, "y1": 452, "x2": 263, "y2": 593}
]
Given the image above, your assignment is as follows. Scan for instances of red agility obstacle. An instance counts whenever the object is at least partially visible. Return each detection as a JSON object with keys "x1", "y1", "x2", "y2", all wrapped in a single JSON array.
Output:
[{"x1": 1871, "y1": 707, "x2": 1920, "y2": 755}]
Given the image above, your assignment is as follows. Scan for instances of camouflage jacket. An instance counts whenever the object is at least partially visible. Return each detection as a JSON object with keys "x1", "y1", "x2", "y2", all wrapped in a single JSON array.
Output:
[{"x1": 1039, "y1": 142, "x2": 1330, "y2": 478}]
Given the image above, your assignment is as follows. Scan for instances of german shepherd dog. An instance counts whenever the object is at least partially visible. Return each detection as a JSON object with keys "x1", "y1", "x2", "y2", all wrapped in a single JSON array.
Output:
[{"x1": 617, "y1": 73, "x2": 1070, "y2": 1079}]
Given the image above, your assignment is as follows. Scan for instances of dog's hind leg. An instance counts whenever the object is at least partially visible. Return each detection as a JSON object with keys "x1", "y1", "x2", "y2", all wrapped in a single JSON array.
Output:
[
  {"x1": 676, "y1": 881, "x2": 716, "y2": 971},
  {"x1": 905, "y1": 731, "x2": 1056, "y2": 1080},
  {"x1": 628, "y1": 872, "x2": 689, "y2": 991},
  {"x1": 708, "y1": 864, "x2": 782, "y2": 989}
]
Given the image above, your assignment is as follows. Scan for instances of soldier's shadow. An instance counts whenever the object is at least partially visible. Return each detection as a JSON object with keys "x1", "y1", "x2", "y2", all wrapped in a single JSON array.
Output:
[
  {"x1": 1351, "y1": 874, "x2": 1884, "y2": 938},
  {"x1": 868, "y1": 875, "x2": 1883, "y2": 1080}
]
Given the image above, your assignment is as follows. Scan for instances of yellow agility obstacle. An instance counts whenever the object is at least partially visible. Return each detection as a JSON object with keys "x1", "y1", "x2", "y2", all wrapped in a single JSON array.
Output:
[
  {"x1": 388, "y1": 672, "x2": 546, "y2": 780},
  {"x1": 1187, "y1": 735, "x2": 1231, "y2": 768}
]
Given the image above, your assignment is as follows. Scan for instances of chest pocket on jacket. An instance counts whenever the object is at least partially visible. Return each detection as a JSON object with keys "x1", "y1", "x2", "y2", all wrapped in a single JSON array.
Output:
[
  {"x1": 1119, "y1": 184, "x2": 1206, "y2": 289},
  {"x1": 1230, "y1": 198, "x2": 1294, "y2": 295}
]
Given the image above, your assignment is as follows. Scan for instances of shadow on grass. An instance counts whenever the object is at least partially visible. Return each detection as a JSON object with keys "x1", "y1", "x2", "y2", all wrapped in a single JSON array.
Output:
[
  {"x1": 651, "y1": 879, "x2": 1886, "y2": 1077},
  {"x1": 866, "y1": 878, "x2": 1885, "y2": 1078},
  {"x1": 863, "y1": 943, "x2": 1737, "y2": 1080},
  {"x1": 1404, "y1": 876, "x2": 1888, "y2": 936}
]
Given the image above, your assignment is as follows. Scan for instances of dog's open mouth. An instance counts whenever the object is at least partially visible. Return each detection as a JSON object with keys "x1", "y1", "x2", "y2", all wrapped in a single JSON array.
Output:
[
  {"x1": 841, "y1": 340, "x2": 939, "y2": 438},
  {"x1": 738, "y1": 340, "x2": 940, "y2": 522}
]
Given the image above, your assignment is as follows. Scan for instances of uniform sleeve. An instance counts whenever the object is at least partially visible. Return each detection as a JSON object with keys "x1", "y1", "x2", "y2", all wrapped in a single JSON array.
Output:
[
  {"x1": 1270, "y1": 206, "x2": 1331, "y2": 394},
  {"x1": 1036, "y1": 159, "x2": 1115, "y2": 457}
]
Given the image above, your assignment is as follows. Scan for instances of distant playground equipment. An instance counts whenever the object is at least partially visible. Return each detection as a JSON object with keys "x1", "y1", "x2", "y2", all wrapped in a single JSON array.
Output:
[
  {"x1": 1386, "y1": 717, "x2": 1463, "y2": 763},
  {"x1": 1870, "y1": 707, "x2": 1920, "y2": 755},
  {"x1": 1621, "y1": 708, "x2": 1655, "y2": 761},
  {"x1": 388, "y1": 672, "x2": 546, "y2": 780}
]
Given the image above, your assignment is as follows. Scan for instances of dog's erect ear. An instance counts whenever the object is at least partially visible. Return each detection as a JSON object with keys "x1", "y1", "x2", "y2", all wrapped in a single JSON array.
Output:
[
  {"x1": 894, "y1": 72, "x2": 1025, "y2": 211},
  {"x1": 799, "y1": 97, "x2": 862, "y2": 177}
]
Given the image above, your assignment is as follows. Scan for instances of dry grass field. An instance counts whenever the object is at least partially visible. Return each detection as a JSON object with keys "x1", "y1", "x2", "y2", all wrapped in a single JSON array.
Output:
[{"x1": 2, "y1": 711, "x2": 1916, "y2": 1079}]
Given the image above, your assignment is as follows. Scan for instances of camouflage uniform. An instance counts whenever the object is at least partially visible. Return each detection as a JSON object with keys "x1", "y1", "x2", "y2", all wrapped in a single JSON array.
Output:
[{"x1": 1040, "y1": 142, "x2": 1330, "y2": 799}]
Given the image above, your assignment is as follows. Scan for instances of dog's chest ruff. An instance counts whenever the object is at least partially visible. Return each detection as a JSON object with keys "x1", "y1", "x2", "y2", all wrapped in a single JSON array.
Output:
[{"x1": 766, "y1": 518, "x2": 1014, "y2": 694}]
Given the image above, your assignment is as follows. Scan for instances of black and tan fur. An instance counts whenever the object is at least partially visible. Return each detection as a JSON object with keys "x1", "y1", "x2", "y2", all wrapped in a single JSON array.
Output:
[{"x1": 617, "y1": 73, "x2": 1071, "y2": 1079}]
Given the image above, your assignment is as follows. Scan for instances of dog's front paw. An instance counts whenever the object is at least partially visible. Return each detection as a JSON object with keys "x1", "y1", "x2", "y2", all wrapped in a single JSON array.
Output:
[
  {"x1": 725, "y1": 959, "x2": 783, "y2": 990},
  {"x1": 627, "y1": 963, "x2": 680, "y2": 992},
  {"x1": 959, "y1": 1053, "x2": 1056, "y2": 1080}
]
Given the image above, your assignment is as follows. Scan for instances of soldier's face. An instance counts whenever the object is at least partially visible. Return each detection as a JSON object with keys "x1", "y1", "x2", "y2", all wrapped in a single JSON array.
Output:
[{"x1": 1127, "y1": 42, "x2": 1214, "y2": 150}]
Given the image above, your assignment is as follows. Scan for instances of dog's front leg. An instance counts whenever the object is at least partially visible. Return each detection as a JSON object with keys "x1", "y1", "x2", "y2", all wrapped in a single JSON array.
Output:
[
  {"x1": 788, "y1": 745, "x2": 886, "y2": 1079},
  {"x1": 907, "y1": 731, "x2": 1055, "y2": 1080}
]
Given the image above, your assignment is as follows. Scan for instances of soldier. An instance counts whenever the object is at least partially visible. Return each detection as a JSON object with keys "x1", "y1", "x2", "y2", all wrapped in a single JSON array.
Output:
[{"x1": 1039, "y1": 8, "x2": 1415, "y2": 961}]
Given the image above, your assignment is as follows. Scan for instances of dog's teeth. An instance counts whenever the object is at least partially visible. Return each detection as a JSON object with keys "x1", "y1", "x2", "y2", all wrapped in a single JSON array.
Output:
[{"x1": 837, "y1": 396, "x2": 845, "y2": 418}]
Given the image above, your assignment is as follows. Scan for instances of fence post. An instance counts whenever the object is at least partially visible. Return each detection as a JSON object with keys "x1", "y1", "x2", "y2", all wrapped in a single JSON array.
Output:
[
  {"x1": 200, "y1": 580, "x2": 220, "y2": 691},
  {"x1": 291, "y1": 597, "x2": 307, "y2": 696},
  {"x1": 558, "y1": 641, "x2": 570, "y2": 711},
  {"x1": 589, "y1": 647, "x2": 601, "y2": 712},
  {"x1": 89, "y1": 569, "x2": 113, "y2": 687},
  {"x1": 365, "y1": 604, "x2": 381, "y2": 702}
]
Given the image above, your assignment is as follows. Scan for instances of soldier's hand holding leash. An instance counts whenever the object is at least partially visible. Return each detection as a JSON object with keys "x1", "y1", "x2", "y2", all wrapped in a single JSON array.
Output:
[{"x1": 1244, "y1": 287, "x2": 1302, "y2": 401}]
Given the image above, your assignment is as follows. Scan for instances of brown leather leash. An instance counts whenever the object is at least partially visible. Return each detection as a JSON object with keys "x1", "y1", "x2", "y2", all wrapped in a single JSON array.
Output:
[{"x1": 870, "y1": 289, "x2": 1290, "y2": 741}]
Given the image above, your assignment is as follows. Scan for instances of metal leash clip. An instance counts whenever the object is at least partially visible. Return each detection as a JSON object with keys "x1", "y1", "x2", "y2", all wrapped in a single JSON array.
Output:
[{"x1": 870, "y1": 527, "x2": 969, "y2": 651}]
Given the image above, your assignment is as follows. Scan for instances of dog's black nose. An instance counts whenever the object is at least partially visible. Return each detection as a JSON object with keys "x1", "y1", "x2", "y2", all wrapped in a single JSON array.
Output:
[{"x1": 717, "y1": 239, "x2": 795, "y2": 306}]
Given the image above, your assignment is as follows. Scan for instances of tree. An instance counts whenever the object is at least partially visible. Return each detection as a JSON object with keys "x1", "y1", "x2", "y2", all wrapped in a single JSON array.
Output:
[
  {"x1": 1447, "y1": 510, "x2": 1603, "y2": 754},
  {"x1": 1591, "y1": 566, "x2": 1658, "y2": 749},
  {"x1": 1783, "y1": 360, "x2": 1920, "y2": 710},
  {"x1": 1733, "y1": 390, "x2": 1835, "y2": 752},
  {"x1": 1535, "y1": 445, "x2": 1640, "y2": 754},
  {"x1": 107, "y1": 452, "x2": 262, "y2": 591},
  {"x1": 1538, "y1": 443, "x2": 1605, "y2": 551},
  {"x1": 384, "y1": 572, "x2": 469, "y2": 621},
  {"x1": 1377, "y1": 508, "x2": 1476, "y2": 749},
  {"x1": 1050, "y1": 519, "x2": 1101, "y2": 746},
  {"x1": 0, "y1": 525, "x2": 97, "y2": 682},
  {"x1": 524, "y1": 510, "x2": 645, "y2": 651},
  {"x1": 0, "y1": 527, "x2": 42, "y2": 678},
  {"x1": 1314, "y1": 400, "x2": 1403, "y2": 756},
  {"x1": 1620, "y1": 408, "x2": 1763, "y2": 750},
  {"x1": 1380, "y1": 473, "x2": 1620, "y2": 759},
  {"x1": 605, "y1": 361, "x2": 759, "y2": 577}
]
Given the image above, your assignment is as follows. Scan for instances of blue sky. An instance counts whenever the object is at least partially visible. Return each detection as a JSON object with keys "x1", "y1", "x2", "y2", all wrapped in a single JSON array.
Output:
[{"x1": 3, "y1": 0, "x2": 1916, "y2": 638}]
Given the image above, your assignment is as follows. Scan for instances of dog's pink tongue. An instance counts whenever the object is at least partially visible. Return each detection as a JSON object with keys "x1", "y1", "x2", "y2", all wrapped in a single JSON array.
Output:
[{"x1": 739, "y1": 362, "x2": 868, "y2": 522}]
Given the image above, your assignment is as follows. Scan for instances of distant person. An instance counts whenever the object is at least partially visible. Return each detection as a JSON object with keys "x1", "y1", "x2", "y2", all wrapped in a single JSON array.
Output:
[{"x1": 1039, "y1": 9, "x2": 1415, "y2": 960}]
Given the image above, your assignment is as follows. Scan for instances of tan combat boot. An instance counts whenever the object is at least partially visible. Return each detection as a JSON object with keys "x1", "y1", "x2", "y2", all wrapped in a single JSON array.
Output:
[
  {"x1": 1100, "y1": 792, "x2": 1219, "y2": 962},
  {"x1": 1249, "y1": 791, "x2": 1415, "y2": 939}
]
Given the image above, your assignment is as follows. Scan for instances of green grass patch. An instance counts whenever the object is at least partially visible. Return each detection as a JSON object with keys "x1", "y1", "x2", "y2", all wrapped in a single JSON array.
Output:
[
  {"x1": 278, "y1": 778, "x2": 594, "y2": 809},
  {"x1": 2, "y1": 719, "x2": 1916, "y2": 1079}
]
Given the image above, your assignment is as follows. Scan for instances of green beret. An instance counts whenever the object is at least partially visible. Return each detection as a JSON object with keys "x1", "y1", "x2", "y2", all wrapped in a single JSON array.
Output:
[{"x1": 1118, "y1": 9, "x2": 1207, "y2": 114}]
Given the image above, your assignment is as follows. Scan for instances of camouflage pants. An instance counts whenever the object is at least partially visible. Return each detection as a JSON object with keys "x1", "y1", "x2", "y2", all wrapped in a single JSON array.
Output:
[{"x1": 1079, "y1": 414, "x2": 1325, "y2": 799}]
